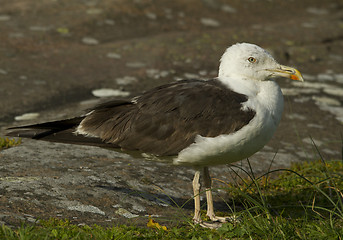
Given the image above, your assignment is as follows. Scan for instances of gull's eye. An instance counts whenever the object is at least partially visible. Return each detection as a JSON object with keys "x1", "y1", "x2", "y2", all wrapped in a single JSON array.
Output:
[{"x1": 248, "y1": 57, "x2": 256, "y2": 63}]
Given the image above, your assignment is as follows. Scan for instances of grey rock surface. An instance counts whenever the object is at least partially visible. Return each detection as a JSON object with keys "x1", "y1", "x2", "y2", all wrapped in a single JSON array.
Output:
[{"x1": 0, "y1": 0, "x2": 342, "y2": 228}]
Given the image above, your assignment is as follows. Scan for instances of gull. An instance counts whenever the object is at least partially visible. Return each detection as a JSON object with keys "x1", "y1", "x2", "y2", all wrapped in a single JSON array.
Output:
[{"x1": 7, "y1": 43, "x2": 303, "y2": 228}]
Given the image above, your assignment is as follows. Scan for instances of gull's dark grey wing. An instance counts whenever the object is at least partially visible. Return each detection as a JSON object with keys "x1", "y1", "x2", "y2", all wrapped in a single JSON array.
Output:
[{"x1": 78, "y1": 79, "x2": 256, "y2": 156}]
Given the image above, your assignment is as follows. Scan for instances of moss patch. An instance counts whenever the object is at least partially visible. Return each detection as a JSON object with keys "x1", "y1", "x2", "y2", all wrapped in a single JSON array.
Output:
[{"x1": 0, "y1": 137, "x2": 21, "y2": 150}]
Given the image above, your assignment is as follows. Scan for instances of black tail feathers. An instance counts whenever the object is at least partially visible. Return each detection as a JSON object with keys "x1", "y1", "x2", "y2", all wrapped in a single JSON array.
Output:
[{"x1": 6, "y1": 117, "x2": 84, "y2": 139}]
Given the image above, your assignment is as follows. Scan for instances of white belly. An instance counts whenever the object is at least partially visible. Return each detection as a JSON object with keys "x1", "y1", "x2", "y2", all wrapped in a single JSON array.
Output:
[{"x1": 174, "y1": 79, "x2": 284, "y2": 166}]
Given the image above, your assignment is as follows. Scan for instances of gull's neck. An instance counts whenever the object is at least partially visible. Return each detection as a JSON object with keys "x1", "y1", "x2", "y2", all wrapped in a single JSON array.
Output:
[{"x1": 217, "y1": 75, "x2": 261, "y2": 97}]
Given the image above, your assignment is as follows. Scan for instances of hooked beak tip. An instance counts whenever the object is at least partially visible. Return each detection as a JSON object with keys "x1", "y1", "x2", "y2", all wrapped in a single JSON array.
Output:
[{"x1": 268, "y1": 65, "x2": 304, "y2": 82}]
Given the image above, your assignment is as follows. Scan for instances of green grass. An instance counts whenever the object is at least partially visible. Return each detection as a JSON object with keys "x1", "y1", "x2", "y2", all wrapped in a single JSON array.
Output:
[
  {"x1": 219, "y1": 159, "x2": 343, "y2": 239},
  {"x1": 0, "y1": 137, "x2": 21, "y2": 150},
  {"x1": 1, "y1": 160, "x2": 342, "y2": 239}
]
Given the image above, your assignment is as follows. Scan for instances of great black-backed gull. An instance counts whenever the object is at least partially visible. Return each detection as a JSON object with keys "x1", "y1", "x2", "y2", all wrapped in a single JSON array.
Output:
[{"x1": 7, "y1": 43, "x2": 303, "y2": 228}]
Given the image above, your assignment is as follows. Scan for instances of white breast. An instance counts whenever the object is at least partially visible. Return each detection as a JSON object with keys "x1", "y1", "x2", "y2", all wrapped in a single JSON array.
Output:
[{"x1": 174, "y1": 78, "x2": 284, "y2": 166}]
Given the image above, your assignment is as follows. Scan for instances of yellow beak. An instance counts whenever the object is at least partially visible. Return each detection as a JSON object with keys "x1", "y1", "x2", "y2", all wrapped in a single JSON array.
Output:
[{"x1": 267, "y1": 65, "x2": 304, "y2": 81}]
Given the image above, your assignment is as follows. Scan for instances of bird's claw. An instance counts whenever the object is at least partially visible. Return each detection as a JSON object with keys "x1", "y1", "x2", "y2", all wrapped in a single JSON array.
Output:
[
  {"x1": 199, "y1": 221, "x2": 223, "y2": 229},
  {"x1": 193, "y1": 214, "x2": 240, "y2": 229},
  {"x1": 208, "y1": 215, "x2": 240, "y2": 223}
]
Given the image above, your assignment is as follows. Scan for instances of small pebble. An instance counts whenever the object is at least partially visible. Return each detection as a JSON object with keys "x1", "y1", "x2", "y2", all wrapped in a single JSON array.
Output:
[
  {"x1": 106, "y1": 52, "x2": 121, "y2": 59},
  {"x1": 329, "y1": 54, "x2": 343, "y2": 62},
  {"x1": 146, "y1": 69, "x2": 170, "y2": 79},
  {"x1": 306, "y1": 7, "x2": 328, "y2": 15},
  {"x1": 34, "y1": 80, "x2": 47, "y2": 85},
  {"x1": 200, "y1": 18, "x2": 220, "y2": 27},
  {"x1": 320, "y1": 106, "x2": 343, "y2": 123},
  {"x1": 26, "y1": 217, "x2": 37, "y2": 223},
  {"x1": 307, "y1": 123, "x2": 323, "y2": 129},
  {"x1": 0, "y1": 15, "x2": 10, "y2": 21},
  {"x1": 335, "y1": 74, "x2": 343, "y2": 84},
  {"x1": 115, "y1": 208, "x2": 139, "y2": 218},
  {"x1": 323, "y1": 88, "x2": 343, "y2": 97},
  {"x1": 164, "y1": 9, "x2": 173, "y2": 19},
  {"x1": 79, "y1": 98, "x2": 100, "y2": 106},
  {"x1": 281, "y1": 88, "x2": 319, "y2": 96},
  {"x1": 287, "y1": 113, "x2": 306, "y2": 120},
  {"x1": 115, "y1": 76, "x2": 137, "y2": 85},
  {"x1": 301, "y1": 22, "x2": 316, "y2": 28},
  {"x1": 174, "y1": 76, "x2": 184, "y2": 81},
  {"x1": 292, "y1": 81, "x2": 336, "y2": 90},
  {"x1": 15, "y1": 113, "x2": 40, "y2": 121},
  {"x1": 199, "y1": 70, "x2": 208, "y2": 76},
  {"x1": 131, "y1": 203, "x2": 146, "y2": 212},
  {"x1": 160, "y1": 70, "x2": 170, "y2": 78},
  {"x1": 82, "y1": 37, "x2": 99, "y2": 45},
  {"x1": 184, "y1": 73, "x2": 199, "y2": 79},
  {"x1": 221, "y1": 5, "x2": 236, "y2": 13},
  {"x1": 9, "y1": 32, "x2": 24, "y2": 38},
  {"x1": 317, "y1": 73, "x2": 334, "y2": 81},
  {"x1": 145, "y1": 12, "x2": 157, "y2": 20},
  {"x1": 67, "y1": 204, "x2": 105, "y2": 215},
  {"x1": 146, "y1": 69, "x2": 159, "y2": 77},
  {"x1": 126, "y1": 62, "x2": 146, "y2": 68},
  {"x1": 322, "y1": 148, "x2": 339, "y2": 155},
  {"x1": 294, "y1": 97, "x2": 311, "y2": 103},
  {"x1": 92, "y1": 88, "x2": 130, "y2": 97},
  {"x1": 302, "y1": 137, "x2": 323, "y2": 147},
  {"x1": 104, "y1": 19, "x2": 115, "y2": 25},
  {"x1": 313, "y1": 96, "x2": 341, "y2": 106}
]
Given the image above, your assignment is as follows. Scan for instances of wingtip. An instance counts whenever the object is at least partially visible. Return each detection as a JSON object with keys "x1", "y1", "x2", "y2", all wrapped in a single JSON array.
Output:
[{"x1": 5, "y1": 129, "x2": 36, "y2": 138}]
